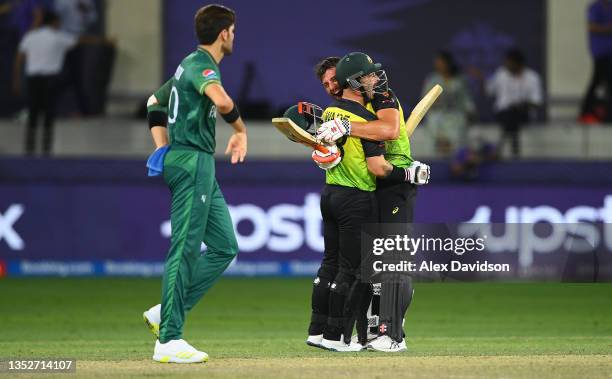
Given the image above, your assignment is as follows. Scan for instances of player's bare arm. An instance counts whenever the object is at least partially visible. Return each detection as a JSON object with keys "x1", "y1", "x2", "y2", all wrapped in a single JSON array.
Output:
[
  {"x1": 204, "y1": 82, "x2": 247, "y2": 164},
  {"x1": 365, "y1": 154, "x2": 430, "y2": 185},
  {"x1": 317, "y1": 69, "x2": 400, "y2": 143},
  {"x1": 146, "y1": 78, "x2": 173, "y2": 149},
  {"x1": 146, "y1": 95, "x2": 169, "y2": 148},
  {"x1": 350, "y1": 107, "x2": 400, "y2": 141},
  {"x1": 366, "y1": 155, "x2": 393, "y2": 177}
]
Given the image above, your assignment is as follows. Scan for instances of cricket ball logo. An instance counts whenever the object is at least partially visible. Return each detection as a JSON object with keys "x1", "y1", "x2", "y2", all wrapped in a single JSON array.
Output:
[{"x1": 379, "y1": 323, "x2": 388, "y2": 334}]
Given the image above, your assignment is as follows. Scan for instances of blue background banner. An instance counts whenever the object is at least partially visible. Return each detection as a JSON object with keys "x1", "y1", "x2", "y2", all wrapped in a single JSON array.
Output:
[
  {"x1": 162, "y1": 0, "x2": 545, "y2": 120},
  {"x1": 1, "y1": 159, "x2": 610, "y2": 278}
]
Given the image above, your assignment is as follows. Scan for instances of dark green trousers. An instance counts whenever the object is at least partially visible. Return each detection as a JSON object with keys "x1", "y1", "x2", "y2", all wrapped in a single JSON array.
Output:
[{"x1": 159, "y1": 147, "x2": 238, "y2": 343}]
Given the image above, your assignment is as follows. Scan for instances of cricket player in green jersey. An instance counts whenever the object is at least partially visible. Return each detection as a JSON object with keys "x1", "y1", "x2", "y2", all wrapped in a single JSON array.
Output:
[{"x1": 141, "y1": 4, "x2": 247, "y2": 364}]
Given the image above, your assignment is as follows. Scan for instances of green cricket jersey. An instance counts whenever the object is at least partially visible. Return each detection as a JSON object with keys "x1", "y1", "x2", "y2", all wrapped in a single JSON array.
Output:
[
  {"x1": 151, "y1": 47, "x2": 222, "y2": 154},
  {"x1": 366, "y1": 89, "x2": 413, "y2": 168},
  {"x1": 322, "y1": 99, "x2": 385, "y2": 192}
]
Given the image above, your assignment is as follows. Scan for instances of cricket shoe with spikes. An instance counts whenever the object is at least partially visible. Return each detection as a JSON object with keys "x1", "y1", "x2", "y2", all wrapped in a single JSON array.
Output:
[
  {"x1": 143, "y1": 304, "x2": 161, "y2": 338},
  {"x1": 367, "y1": 335, "x2": 407, "y2": 353},
  {"x1": 320, "y1": 338, "x2": 366, "y2": 352},
  {"x1": 306, "y1": 334, "x2": 324, "y2": 349},
  {"x1": 153, "y1": 339, "x2": 209, "y2": 363}
]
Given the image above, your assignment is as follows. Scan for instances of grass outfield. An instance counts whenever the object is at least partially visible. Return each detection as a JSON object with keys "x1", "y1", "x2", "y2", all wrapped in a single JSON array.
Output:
[{"x1": 0, "y1": 278, "x2": 611, "y2": 378}]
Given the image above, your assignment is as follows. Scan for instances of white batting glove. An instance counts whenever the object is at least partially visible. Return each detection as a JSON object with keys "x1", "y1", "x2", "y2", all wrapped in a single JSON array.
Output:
[
  {"x1": 311, "y1": 144, "x2": 342, "y2": 170},
  {"x1": 316, "y1": 118, "x2": 351, "y2": 144},
  {"x1": 407, "y1": 161, "x2": 430, "y2": 185}
]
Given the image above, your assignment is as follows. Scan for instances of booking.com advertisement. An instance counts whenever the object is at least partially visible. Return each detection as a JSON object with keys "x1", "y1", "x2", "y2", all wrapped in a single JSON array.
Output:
[{"x1": 1, "y1": 183, "x2": 611, "y2": 280}]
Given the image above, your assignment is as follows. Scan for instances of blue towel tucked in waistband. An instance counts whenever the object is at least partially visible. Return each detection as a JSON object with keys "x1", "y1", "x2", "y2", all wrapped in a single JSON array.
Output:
[{"x1": 146, "y1": 145, "x2": 170, "y2": 177}]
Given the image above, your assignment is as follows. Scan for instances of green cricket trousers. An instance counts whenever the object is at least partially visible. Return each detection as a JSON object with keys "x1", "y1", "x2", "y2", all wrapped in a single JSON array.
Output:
[{"x1": 159, "y1": 146, "x2": 238, "y2": 343}]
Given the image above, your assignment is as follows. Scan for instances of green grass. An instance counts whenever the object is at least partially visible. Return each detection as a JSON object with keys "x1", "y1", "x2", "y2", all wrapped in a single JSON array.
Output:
[{"x1": 0, "y1": 279, "x2": 611, "y2": 378}]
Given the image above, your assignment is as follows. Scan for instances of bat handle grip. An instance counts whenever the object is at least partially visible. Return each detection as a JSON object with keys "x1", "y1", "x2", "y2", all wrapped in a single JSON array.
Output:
[{"x1": 313, "y1": 144, "x2": 330, "y2": 154}]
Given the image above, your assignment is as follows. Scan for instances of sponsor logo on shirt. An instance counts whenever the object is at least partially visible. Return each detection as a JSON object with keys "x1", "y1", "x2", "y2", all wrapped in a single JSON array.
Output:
[{"x1": 202, "y1": 69, "x2": 218, "y2": 80}]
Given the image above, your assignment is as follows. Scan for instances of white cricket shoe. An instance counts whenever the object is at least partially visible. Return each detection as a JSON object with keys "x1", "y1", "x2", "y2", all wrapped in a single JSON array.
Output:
[
  {"x1": 306, "y1": 334, "x2": 324, "y2": 348},
  {"x1": 320, "y1": 338, "x2": 366, "y2": 352},
  {"x1": 153, "y1": 339, "x2": 209, "y2": 363},
  {"x1": 367, "y1": 335, "x2": 407, "y2": 352},
  {"x1": 351, "y1": 332, "x2": 378, "y2": 344},
  {"x1": 143, "y1": 304, "x2": 161, "y2": 338}
]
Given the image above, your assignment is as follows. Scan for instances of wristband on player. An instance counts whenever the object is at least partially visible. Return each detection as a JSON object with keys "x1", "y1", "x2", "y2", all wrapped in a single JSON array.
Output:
[
  {"x1": 221, "y1": 104, "x2": 240, "y2": 124},
  {"x1": 340, "y1": 118, "x2": 352, "y2": 136},
  {"x1": 385, "y1": 165, "x2": 409, "y2": 184},
  {"x1": 147, "y1": 110, "x2": 167, "y2": 129}
]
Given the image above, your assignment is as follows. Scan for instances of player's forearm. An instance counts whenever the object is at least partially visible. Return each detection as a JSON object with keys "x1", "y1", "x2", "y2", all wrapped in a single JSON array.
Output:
[
  {"x1": 351, "y1": 108, "x2": 400, "y2": 141},
  {"x1": 367, "y1": 156, "x2": 414, "y2": 184},
  {"x1": 213, "y1": 91, "x2": 245, "y2": 133},
  {"x1": 351, "y1": 119, "x2": 399, "y2": 141},
  {"x1": 216, "y1": 97, "x2": 234, "y2": 114},
  {"x1": 150, "y1": 126, "x2": 169, "y2": 149},
  {"x1": 146, "y1": 94, "x2": 169, "y2": 148},
  {"x1": 229, "y1": 117, "x2": 247, "y2": 134},
  {"x1": 366, "y1": 156, "x2": 393, "y2": 177}
]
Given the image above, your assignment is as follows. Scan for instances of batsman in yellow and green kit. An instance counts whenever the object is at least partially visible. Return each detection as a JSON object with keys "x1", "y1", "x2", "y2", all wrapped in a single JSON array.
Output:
[{"x1": 147, "y1": 48, "x2": 241, "y2": 345}]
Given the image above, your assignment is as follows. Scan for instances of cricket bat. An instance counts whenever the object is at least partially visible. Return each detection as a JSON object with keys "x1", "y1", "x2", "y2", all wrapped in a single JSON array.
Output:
[
  {"x1": 405, "y1": 84, "x2": 443, "y2": 137},
  {"x1": 272, "y1": 117, "x2": 329, "y2": 153}
]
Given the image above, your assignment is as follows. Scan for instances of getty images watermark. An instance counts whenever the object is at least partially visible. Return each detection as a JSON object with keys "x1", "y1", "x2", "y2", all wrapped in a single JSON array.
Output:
[
  {"x1": 369, "y1": 233, "x2": 510, "y2": 274},
  {"x1": 361, "y1": 223, "x2": 610, "y2": 282}
]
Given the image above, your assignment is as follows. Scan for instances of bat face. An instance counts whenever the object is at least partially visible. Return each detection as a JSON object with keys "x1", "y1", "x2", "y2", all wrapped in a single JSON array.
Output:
[
  {"x1": 405, "y1": 84, "x2": 443, "y2": 137},
  {"x1": 271, "y1": 117, "x2": 329, "y2": 154}
]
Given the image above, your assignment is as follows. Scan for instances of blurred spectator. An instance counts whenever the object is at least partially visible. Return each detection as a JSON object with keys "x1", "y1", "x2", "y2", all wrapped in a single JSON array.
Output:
[
  {"x1": 13, "y1": 10, "x2": 76, "y2": 155},
  {"x1": 486, "y1": 48, "x2": 542, "y2": 159},
  {"x1": 54, "y1": 0, "x2": 98, "y2": 115},
  {"x1": 422, "y1": 51, "x2": 476, "y2": 157},
  {"x1": 579, "y1": 0, "x2": 612, "y2": 124},
  {"x1": 0, "y1": 0, "x2": 46, "y2": 116},
  {"x1": 53, "y1": 0, "x2": 96, "y2": 35}
]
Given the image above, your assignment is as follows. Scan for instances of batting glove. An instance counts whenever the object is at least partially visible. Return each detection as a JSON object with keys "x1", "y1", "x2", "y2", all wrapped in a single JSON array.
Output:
[
  {"x1": 407, "y1": 161, "x2": 430, "y2": 185},
  {"x1": 311, "y1": 144, "x2": 342, "y2": 170},
  {"x1": 316, "y1": 118, "x2": 351, "y2": 144}
]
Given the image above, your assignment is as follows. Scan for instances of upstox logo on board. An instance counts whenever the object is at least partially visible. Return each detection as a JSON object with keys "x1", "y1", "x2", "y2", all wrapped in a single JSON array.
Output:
[
  {"x1": 160, "y1": 194, "x2": 323, "y2": 254},
  {"x1": 461, "y1": 195, "x2": 612, "y2": 267},
  {"x1": 158, "y1": 193, "x2": 612, "y2": 262}
]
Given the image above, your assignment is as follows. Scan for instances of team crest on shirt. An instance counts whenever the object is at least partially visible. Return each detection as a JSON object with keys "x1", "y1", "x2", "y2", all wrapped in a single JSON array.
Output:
[{"x1": 202, "y1": 69, "x2": 218, "y2": 79}]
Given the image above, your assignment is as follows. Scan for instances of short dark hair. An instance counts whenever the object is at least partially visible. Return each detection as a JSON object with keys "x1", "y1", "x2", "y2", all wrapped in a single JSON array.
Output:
[
  {"x1": 505, "y1": 48, "x2": 525, "y2": 66},
  {"x1": 194, "y1": 4, "x2": 236, "y2": 45},
  {"x1": 437, "y1": 50, "x2": 460, "y2": 77},
  {"x1": 42, "y1": 10, "x2": 60, "y2": 26},
  {"x1": 314, "y1": 56, "x2": 340, "y2": 81}
]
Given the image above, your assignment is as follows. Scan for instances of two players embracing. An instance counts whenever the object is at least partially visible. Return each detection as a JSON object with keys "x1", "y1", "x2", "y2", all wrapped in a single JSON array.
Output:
[{"x1": 284, "y1": 52, "x2": 430, "y2": 352}]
